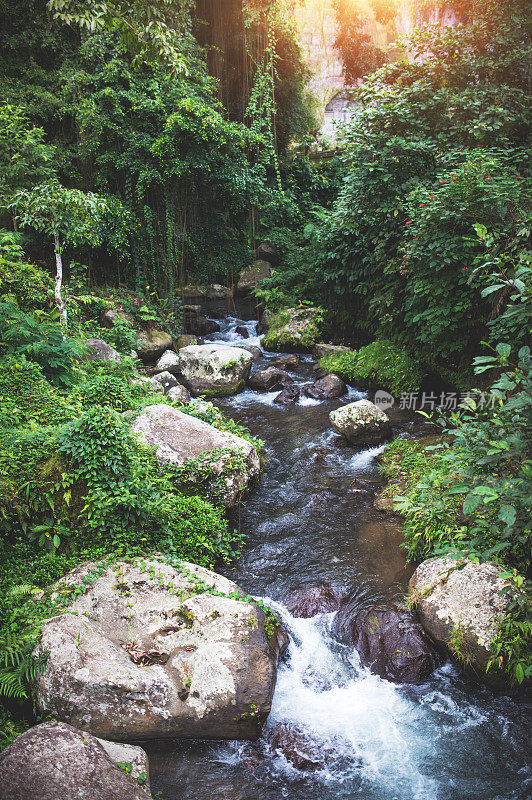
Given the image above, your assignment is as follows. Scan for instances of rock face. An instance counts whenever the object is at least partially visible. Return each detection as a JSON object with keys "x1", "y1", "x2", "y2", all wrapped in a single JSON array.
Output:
[
  {"x1": 0, "y1": 722, "x2": 149, "y2": 800},
  {"x1": 151, "y1": 370, "x2": 180, "y2": 394},
  {"x1": 409, "y1": 557, "x2": 514, "y2": 674},
  {"x1": 184, "y1": 311, "x2": 220, "y2": 336},
  {"x1": 235, "y1": 325, "x2": 249, "y2": 338},
  {"x1": 166, "y1": 384, "x2": 191, "y2": 403},
  {"x1": 312, "y1": 343, "x2": 350, "y2": 359},
  {"x1": 137, "y1": 329, "x2": 173, "y2": 363},
  {"x1": 130, "y1": 404, "x2": 259, "y2": 507},
  {"x1": 155, "y1": 349, "x2": 180, "y2": 375},
  {"x1": 254, "y1": 240, "x2": 279, "y2": 266},
  {"x1": 178, "y1": 344, "x2": 253, "y2": 397},
  {"x1": 285, "y1": 585, "x2": 341, "y2": 618},
  {"x1": 332, "y1": 599, "x2": 436, "y2": 683},
  {"x1": 205, "y1": 284, "x2": 232, "y2": 300},
  {"x1": 262, "y1": 307, "x2": 321, "y2": 352},
  {"x1": 329, "y1": 400, "x2": 392, "y2": 447},
  {"x1": 236, "y1": 260, "x2": 272, "y2": 297},
  {"x1": 303, "y1": 374, "x2": 346, "y2": 399},
  {"x1": 256, "y1": 308, "x2": 276, "y2": 335},
  {"x1": 96, "y1": 738, "x2": 150, "y2": 793},
  {"x1": 34, "y1": 560, "x2": 287, "y2": 742},
  {"x1": 83, "y1": 338, "x2": 121, "y2": 363},
  {"x1": 248, "y1": 366, "x2": 293, "y2": 392}
]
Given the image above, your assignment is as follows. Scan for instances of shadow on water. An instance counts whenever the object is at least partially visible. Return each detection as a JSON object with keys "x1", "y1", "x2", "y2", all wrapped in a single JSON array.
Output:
[{"x1": 146, "y1": 312, "x2": 531, "y2": 800}]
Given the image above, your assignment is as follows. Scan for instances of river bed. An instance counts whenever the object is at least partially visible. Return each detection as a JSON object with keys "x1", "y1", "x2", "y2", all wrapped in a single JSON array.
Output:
[{"x1": 146, "y1": 312, "x2": 530, "y2": 800}]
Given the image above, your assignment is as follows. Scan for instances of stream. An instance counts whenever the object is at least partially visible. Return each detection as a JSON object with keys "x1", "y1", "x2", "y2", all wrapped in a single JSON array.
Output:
[{"x1": 147, "y1": 311, "x2": 530, "y2": 800}]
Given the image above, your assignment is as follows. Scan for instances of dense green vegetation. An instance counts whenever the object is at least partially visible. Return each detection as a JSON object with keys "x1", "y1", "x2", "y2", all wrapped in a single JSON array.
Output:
[{"x1": 0, "y1": 0, "x2": 530, "y2": 753}]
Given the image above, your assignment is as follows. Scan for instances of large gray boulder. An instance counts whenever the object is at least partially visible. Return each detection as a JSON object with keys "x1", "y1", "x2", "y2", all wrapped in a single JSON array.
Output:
[
  {"x1": 178, "y1": 344, "x2": 253, "y2": 397},
  {"x1": 0, "y1": 722, "x2": 149, "y2": 800},
  {"x1": 236, "y1": 260, "x2": 272, "y2": 298},
  {"x1": 137, "y1": 329, "x2": 173, "y2": 363},
  {"x1": 130, "y1": 404, "x2": 259, "y2": 507},
  {"x1": 34, "y1": 561, "x2": 287, "y2": 742},
  {"x1": 409, "y1": 557, "x2": 515, "y2": 675},
  {"x1": 329, "y1": 400, "x2": 392, "y2": 447},
  {"x1": 83, "y1": 338, "x2": 121, "y2": 363}
]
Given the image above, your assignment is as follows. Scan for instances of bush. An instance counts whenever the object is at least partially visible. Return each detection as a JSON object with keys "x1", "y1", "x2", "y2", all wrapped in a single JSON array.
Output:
[
  {"x1": 320, "y1": 339, "x2": 423, "y2": 395},
  {"x1": 0, "y1": 355, "x2": 73, "y2": 428},
  {"x1": 0, "y1": 245, "x2": 52, "y2": 310},
  {"x1": 72, "y1": 374, "x2": 134, "y2": 412}
]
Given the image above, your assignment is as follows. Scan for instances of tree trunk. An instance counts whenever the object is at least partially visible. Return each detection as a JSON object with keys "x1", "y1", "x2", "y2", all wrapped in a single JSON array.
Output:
[{"x1": 54, "y1": 233, "x2": 68, "y2": 336}]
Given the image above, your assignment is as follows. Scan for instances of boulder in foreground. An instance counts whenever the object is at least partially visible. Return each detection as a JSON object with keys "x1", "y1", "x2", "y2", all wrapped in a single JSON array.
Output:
[
  {"x1": 130, "y1": 404, "x2": 259, "y2": 507},
  {"x1": 409, "y1": 556, "x2": 515, "y2": 675},
  {"x1": 178, "y1": 344, "x2": 253, "y2": 397},
  {"x1": 329, "y1": 399, "x2": 392, "y2": 447},
  {"x1": 0, "y1": 722, "x2": 149, "y2": 800},
  {"x1": 34, "y1": 560, "x2": 287, "y2": 742}
]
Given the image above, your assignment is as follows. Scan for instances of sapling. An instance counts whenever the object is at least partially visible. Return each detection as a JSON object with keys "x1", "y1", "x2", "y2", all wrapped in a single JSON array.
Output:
[{"x1": 9, "y1": 179, "x2": 107, "y2": 335}]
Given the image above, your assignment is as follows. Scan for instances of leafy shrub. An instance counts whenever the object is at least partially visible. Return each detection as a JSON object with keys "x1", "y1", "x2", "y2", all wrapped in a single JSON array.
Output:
[
  {"x1": 85, "y1": 320, "x2": 139, "y2": 355},
  {"x1": 0, "y1": 248, "x2": 51, "y2": 310},
  {"x1": 0, "y1": 300, "x2": 79, "y2": 388},
  {"x1": 320, "y1": 339, "x2": 423, "y2": 395},
  {"x1": 0, "y1": 355, "x2": 73, "y2": 428},
  {"x1": 72, "y1": 374, "x2": 134, "y2": 412}
]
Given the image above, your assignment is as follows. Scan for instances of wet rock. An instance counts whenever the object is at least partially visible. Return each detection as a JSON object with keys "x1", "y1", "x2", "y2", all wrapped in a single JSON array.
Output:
[
  {"x1": 166, "y1": 384, "x2": 191, "y2": 403},
  {"x1": 267, "y1": 723, "x2": 326, "y2": 771},
  {"x1": 178, "y1": 344, "x2": 253, "y2": 397},
  {"x1": 409, "y1": 557, "x2": 516, "y2": 675},
  {"x1": 332, "y1": 600, "x2": 436, "y2": 683},
  {"x1": 329, "y1": 400, "x2": 392, "y2": 447},
  {"x1": 130, "y1": 404, "x2": 259, "y2": 507},
  {"x1": 235, "y1": 325, "x2": 250, "y2": 338},
  {"x1": 239, "y1": 345, "x2": 262, "y2": 360},
  {"x1": 151, "y1": 370, "x2": 180, "y2": 394},
  {"x1": 285, "y1": 585, "x2": 341, "y2": 618},
  {"x1": 274, "y1": 385, "x2": 300, "y2": 405},
  {"x1": 83, "y1": 338, "x2": 121, "y2": 363},
  {"x1": 262, "y1": 307, "x2": 321, "y2": 352},
  {"x1": 273, "y1": 354, "x2": 299, "y2": 368},
  {"x1": 312, "y1": 343, "x2": 350, "y2": 360},
  {"x1": 236, "y1": 260, "x2": 272, "y2": 298},
  {"x1": 184, "y1": 311, "x2": 220, "y2": 336},
  {"x1": 0, "y1": 722, "x2": 149, "y2": 800},
  {"x1": 248, "y1": 366, "x2": 293, "y2": 392},
  {"x1": 34, "y1": 561, "x2": 287, "y2": 742},
  {"x1": 99, "y1": 309, "x2": 119, "y2": 328},
  {"x1": 183, "y1": 304, "x2": 203, "y2": 314},
  {"x1": 137, "y1": 329, "x2": 173, "y2": 363},
  {"x1": 303, "y1": 374, "x2": 346, "y2": 399},
  {"x1": 254, "y1": 240, "x2": 279, "y2": 266},
  {"x1": 155, "y1": 349, "x2": 180, "y2": 374}
]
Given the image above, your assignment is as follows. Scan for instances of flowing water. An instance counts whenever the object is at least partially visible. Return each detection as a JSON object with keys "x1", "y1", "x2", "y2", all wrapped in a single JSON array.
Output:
[{"x1": 147, "y1": 311, "x2": 530, "y2": 800}]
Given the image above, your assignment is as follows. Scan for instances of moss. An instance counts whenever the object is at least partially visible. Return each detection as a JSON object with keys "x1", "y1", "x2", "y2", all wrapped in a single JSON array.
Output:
[
  {"x1": 320, "y1": 339, "x2": 423, "y2": 395},
  {"x1": 200, "y1": 379, "x2": 246, "y2": 398},
  {"x1": 262, "y1": 307, "x2": 321, "y2": 352}
]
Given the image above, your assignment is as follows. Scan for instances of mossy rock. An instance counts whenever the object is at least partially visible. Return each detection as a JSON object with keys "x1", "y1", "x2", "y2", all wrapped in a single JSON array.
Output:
[{"x1": 261, "y1": 307, "x2": 321, "y2": 352}]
